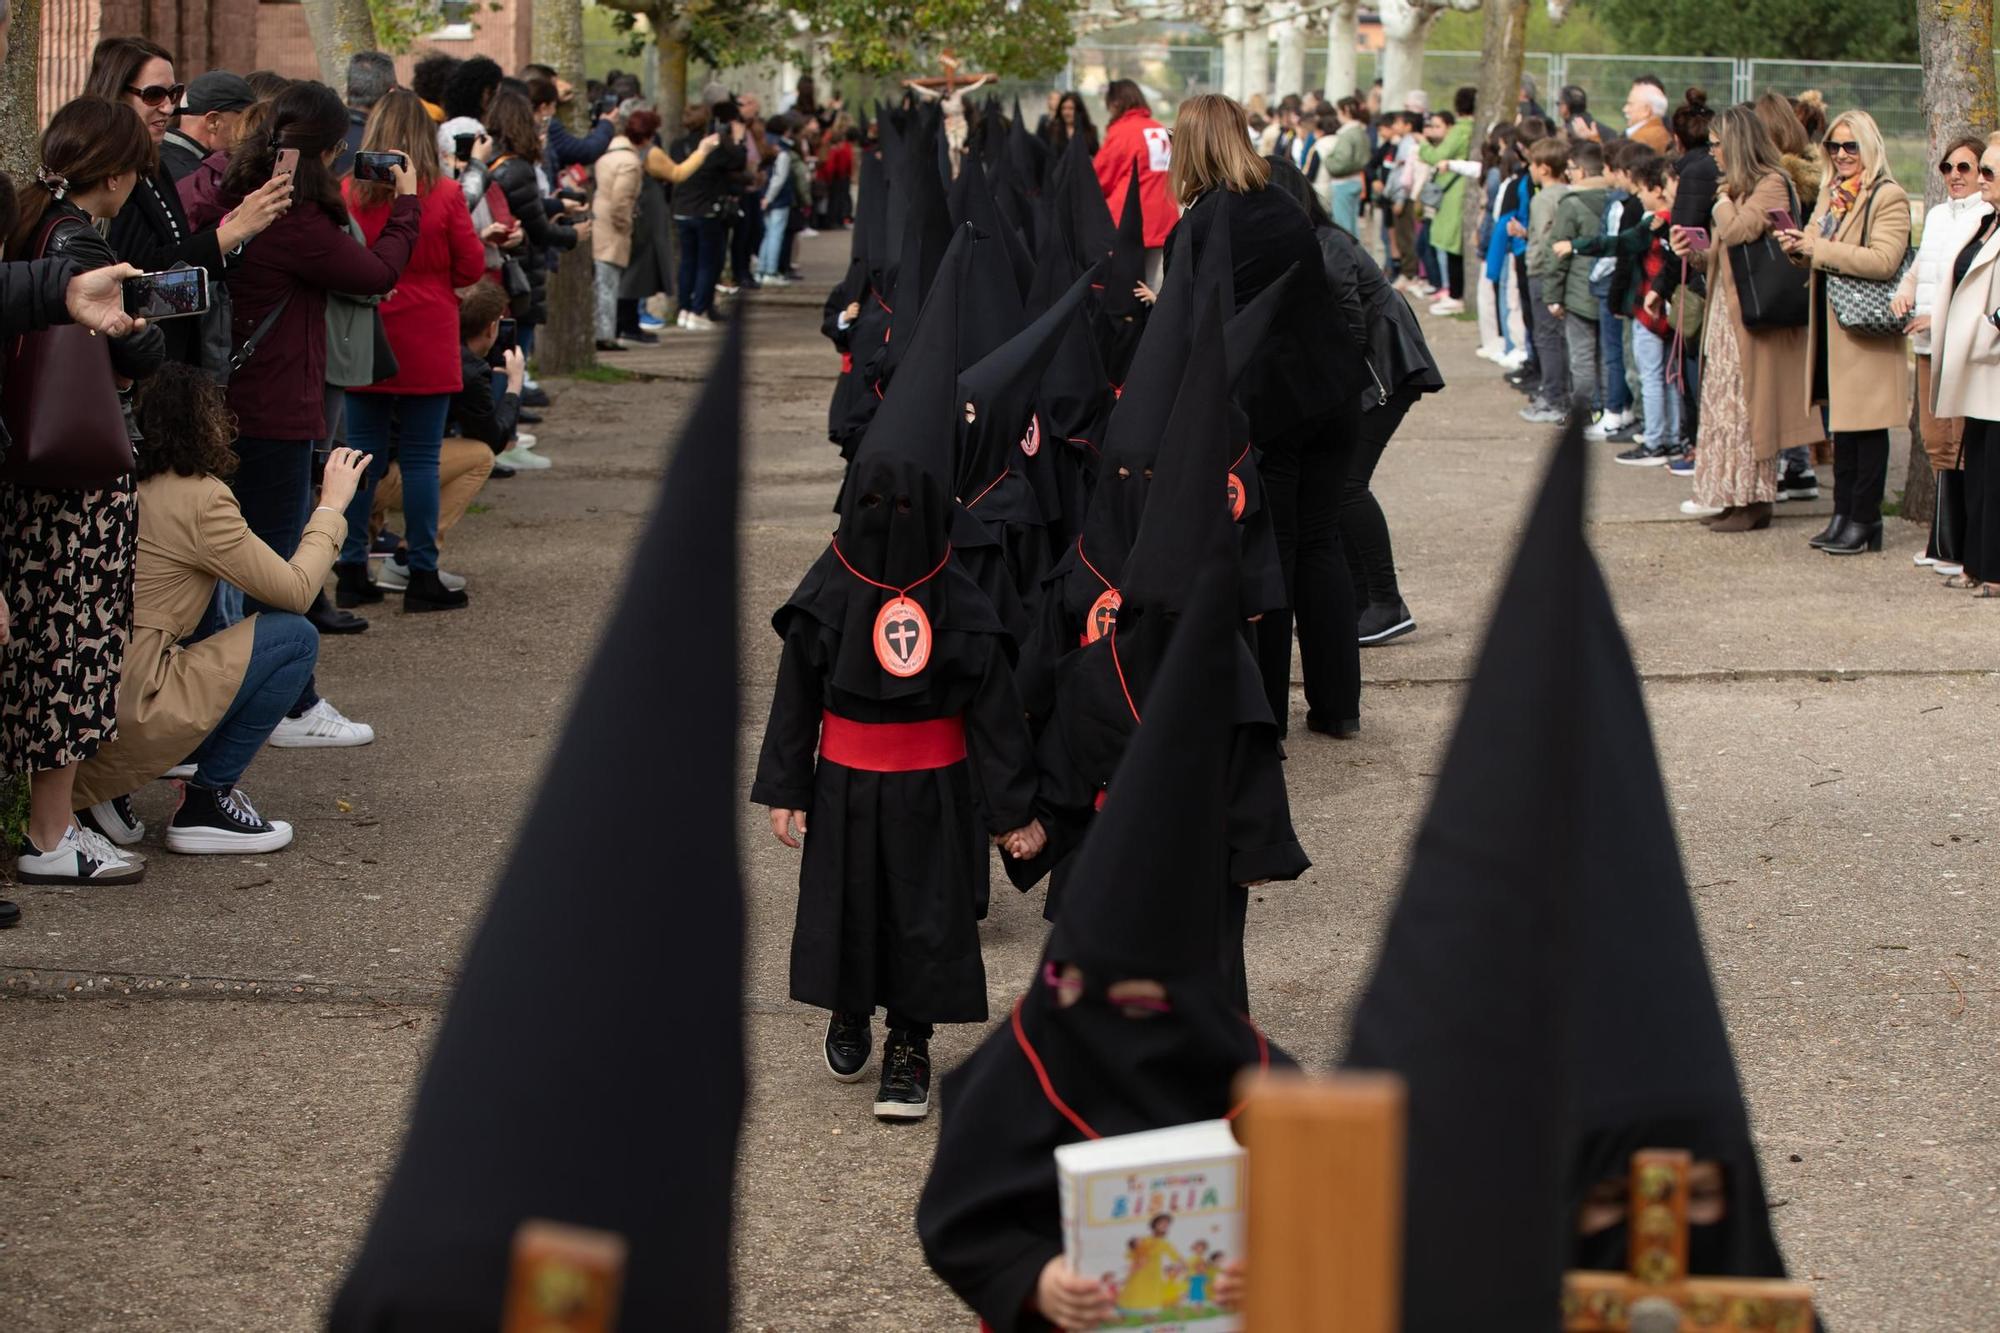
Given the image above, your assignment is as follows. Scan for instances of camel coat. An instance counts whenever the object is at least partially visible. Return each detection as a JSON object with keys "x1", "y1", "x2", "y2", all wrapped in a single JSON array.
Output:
[
  {"x1": 73, "y1": 474, "x2": 345, "y2": 806},
  {"x1": 1796, "y1": 177, "x2": 1913, "y2": 433},
  {"x1": 592, "y1": 136, "x2": 645, "y2": 268},
  {"x1": 1695, "y1": 171, "x2": 1823, "y2": 460},
  {"x1": 1929, "y1": 222, "x2": 2000, "y2": 425}
]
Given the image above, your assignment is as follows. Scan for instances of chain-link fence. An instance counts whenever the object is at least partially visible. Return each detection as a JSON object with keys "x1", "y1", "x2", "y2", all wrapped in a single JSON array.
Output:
[{"x1": 1745, "y1": 59, "x2": 1929, "y2": 187}]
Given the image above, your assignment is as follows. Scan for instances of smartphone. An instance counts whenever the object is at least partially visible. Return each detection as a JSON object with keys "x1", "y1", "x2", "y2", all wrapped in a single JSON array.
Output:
[
  {"x1": 1675, "y1": 225, "x2": 1712, "y2": 252},
  {"x1": 1766, "y1": 208, "x2": 1798, "y2": 232},
  {"x1": 453, "y1": 132, "x2": 478, "y2": 163},
  {"x1": 274, "y1": 146, "x2": 300, "y2": 197},
  {"x1": 122, "y1": 267, "x2": 210, "y2": 321},
  {"x1": 352, "y1": 150, "x2": 406, "y2": 184},
  {"x1": 494, "y1": 317, "x2": 517, "y2": 359}
]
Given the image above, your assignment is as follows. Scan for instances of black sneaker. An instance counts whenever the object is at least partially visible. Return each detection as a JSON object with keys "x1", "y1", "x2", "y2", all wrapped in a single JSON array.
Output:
[
  {"x1": 0, "y1": 899, "x2": 18, "y2": 928},
  {"x1": 520, "y1": 386, "x2": 551, "y2": 408},
  {"x1": 166, "y1": 783, "x2": 294, "y2": 855},
  {"x1": 516, "y1": 409, "x2": 543, "y2": 425},
  {"x1": 873, "y1": 1030, "x2": 932, "y2": 1120},
  {"x1": 1615, "y1": 440, "x2": 1672, "y2": 467},
  {"x1": 1777, "y1": 468, "x2": 1820, "y2": 502},
  {"x1": 824, "y1": 1011, "x2": 871, "y2": 1083},
  {"x1": 1357, "y1": 599, "x2": 1416, "y2": 645}
]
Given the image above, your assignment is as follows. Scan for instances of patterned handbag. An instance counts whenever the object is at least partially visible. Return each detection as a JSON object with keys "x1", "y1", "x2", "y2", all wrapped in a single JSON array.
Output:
[{"x1": 1825, "y1": 190, "x2": 1914, "y2": 337}]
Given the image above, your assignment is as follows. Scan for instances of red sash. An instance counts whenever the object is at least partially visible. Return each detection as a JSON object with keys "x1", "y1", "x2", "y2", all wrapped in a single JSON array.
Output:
[{"x1": 818, "y1": 711, "x2": 967, "y2": 771}]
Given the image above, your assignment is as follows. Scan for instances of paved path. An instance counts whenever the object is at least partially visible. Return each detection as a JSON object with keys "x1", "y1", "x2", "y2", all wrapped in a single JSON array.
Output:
[{"x1": 2, "y1": 232, "x2": 1993, "y2": 1329}]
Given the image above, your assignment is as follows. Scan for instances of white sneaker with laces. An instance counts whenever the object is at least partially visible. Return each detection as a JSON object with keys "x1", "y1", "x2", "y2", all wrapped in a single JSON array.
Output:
[
  {"x1": 685, "y1": 313, "x2": 719, "y2": 332},
  {"x1": 83, "y1": 795, "x2": 144, "y2": 845},
  {"x1": 16, "y1": 823, "x2": 145, "y2": 884},
  {"x1": 377, "y1": 555, "x2": 468, "y2": 591},
  {"x1": 1680, "y1": 499, "x2": 1725, "y2": 517},
  {"x1": 497, "y1": 445, "x2": 552, "y2": 471},
  {"x1": 269, "y1": 698, "x2": 376, "y2": 749}
]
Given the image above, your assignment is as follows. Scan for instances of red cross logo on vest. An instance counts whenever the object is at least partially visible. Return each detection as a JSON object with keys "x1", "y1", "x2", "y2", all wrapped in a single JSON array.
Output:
[
  {"x1": 874, "y1": 596, "x2": 932, "y2": 677},
  {"x1": 1084, "y1": 588, "x2": 1122, "y2": 644},
  {"x1": 1227, "y1": 471, "x2": 1245, "y2": 522},
  {"x1": 1019, "y1": 415, "x2": 1041, "y2": 458}
]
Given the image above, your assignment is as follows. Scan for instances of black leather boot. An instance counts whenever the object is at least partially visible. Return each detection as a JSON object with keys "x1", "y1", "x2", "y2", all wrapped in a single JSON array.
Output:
[
  {"x1": 403, "y1": 567, "x2": 469, "y2": 612},
  {"x1": 1822, "y1": 518, "x2": 1884, "y2": 555},
  {"x1": 1807, "y1": 513, "x2": 1846, "y2": 548},
  {"x1": 1934, "y1": 469, "x2": 1966, "y2": 565},
  {"x1": 335, "y1": 562, "x2": 383, "y2": 607},
  {"x1": 307, "y1": 589, "x2": 368, "y2": 634}
]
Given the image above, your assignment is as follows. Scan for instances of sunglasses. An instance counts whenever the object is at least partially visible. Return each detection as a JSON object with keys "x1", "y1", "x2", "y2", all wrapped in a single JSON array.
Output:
[
  {"x1": 1942, "y1": 160, "x2": 1978, "y2": 176},
  {"x1": 1983, "y1": 166, "x2": 1998, "y2": 182},
  {"x1": 126, "y1": 82, "x2": 186, "y2": 108},
  {"x1": 1824, "y1": 139, "x2": 1861, "y2": 157}
]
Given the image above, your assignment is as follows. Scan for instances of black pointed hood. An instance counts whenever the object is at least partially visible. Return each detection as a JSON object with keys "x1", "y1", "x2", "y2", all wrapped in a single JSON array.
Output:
[
  {"x1": 978, "y1": 96, "x2": 1007, "y2": 170},
  {"x1": 1343, "y1": 415, "x2": 1800, "y2": 1327},
  {"x1": 1098, "y1": 159, "x2": 1149, "y2": 322},
  {"x1": 326, "y1": 325, "x2": 746, "y2": 1333},
  {"x1": 956, "y1": 266, "x2": 1097, "y2": 523},
  {"x1": 1007, "y1": 94, "x2": 1049, "y2": 196},
  {"x1": 1026, "y1": 214, "x2": 1112, "y2": 456},
  {"x1": 874, "y1": 113, "x2": 952, "y2": 391},
  {"x1": 855, "y1": 146, "x2": 890, "y2": 290},
  {"x1": 1054, "y1": 131, "x2": 1115, "y2": 279},
  {"x1": 950, "y1": 154, "x2": 1036, "y2": 302}
]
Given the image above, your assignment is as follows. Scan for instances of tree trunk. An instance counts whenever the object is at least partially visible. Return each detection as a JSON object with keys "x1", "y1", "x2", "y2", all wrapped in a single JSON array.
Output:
[
  {"x1": 1459, "y1": 0, "x2": 1530, "y2": 328},
  {"x1": 1905, "y1": 0, "x2": 1997, "y2": 528},
  {"x1": 1378, "y1": 0, "x2": 1438, "y2": 110},
  {"x1": 0, "y1": 0, "x2": 42, "y2": 189},
  {"x1": 1274, "y1": 10, "x2": 1305, "y2": 101},
  {"x1": 535, "y1": 0, "x2": 596, "y2": 375},
  {"x1": 1323, "y1": 0, "x2": 1359, "y2": 102},
  {"x1": 657, "y1": 18, "x2": 689, "y2": 119},
  {"x1": 301, "y1": 0, "x2": 379, "y2": 89},
  {"x1": 1221, "y1": 6, "x2": 1246, "y2": 102}
]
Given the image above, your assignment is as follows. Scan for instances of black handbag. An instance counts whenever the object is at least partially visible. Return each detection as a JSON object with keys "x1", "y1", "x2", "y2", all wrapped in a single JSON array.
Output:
[
  {"x1": 1727, "y1": 181, "x2": 1810, "y2": 330},
  {"x1": 366, "y1": 306, "x2": 399, "y2": 384},
  {"x1": 0, "y1": 218, "x2": 135, "y2": 489}
]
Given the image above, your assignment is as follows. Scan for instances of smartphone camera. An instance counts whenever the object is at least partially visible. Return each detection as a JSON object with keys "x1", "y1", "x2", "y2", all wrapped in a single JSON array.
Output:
[
  {"x1": 493, "y1": 317, "x2": 518, "y2": 359},
  {"x1": 353, "y1": 150, "x2": 406, "y2": 184},
  {"x1": 122, "y1": 267, "x2": 210, "y2": 321}
]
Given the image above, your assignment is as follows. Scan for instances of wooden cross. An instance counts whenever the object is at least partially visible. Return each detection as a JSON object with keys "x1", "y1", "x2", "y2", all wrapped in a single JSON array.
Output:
[
  {"x1": 1562, "y1": 1149, "x2": 1817, "y2": 1332},
  {"x1": 904, "y1": 50, "x2": 996, "y2": 96},
  {"x1": 501, "y1": 1219, "x2": 627, "y2": 1333}
]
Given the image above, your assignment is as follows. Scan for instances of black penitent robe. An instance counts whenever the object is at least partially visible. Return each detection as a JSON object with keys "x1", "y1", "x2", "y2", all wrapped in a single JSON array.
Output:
[
  {"x1": 832, "y1": 293, "x2": 894, "y2": 458},
  {"x1": 753, "y1": 559, "x2": 1036, "y2": 1025},
  {"x1": 917, "y1": 994, "x2": 1292, "y2": 1333}
]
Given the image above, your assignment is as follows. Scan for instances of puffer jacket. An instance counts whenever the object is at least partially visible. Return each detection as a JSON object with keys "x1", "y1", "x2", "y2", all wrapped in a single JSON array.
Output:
[
  {"x1": 490, "y1": 152, "x2": 578, "y2": 326},
  {"x1": 1900, "y1": 192, "x2": 1992, "y2": 355}
]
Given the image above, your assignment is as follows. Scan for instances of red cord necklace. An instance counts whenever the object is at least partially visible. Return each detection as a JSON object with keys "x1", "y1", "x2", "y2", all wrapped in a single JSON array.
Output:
[
  {"x1": 1076, "y1": 537, "x2": 1122, "y2": 645},
  {"x1": 830, "y1": 537, "x2": 953, "y2": 678}
]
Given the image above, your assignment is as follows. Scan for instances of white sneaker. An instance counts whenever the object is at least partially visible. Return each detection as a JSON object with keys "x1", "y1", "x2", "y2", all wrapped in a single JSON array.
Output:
[
  {"x1": 677, "y1": 309, "x2": 691, "y2": 330},
  {"x1": 1475, "y1": 342, "x2": 1503, "y2": 361},
  {"x1": 497, "y1": 445, "x2": 552, "y2": 471},
  {"x1": 1498, "y1": 348, "x2": 1529, "y2": 370},
  {"x1": 1428, "y1": 297, "x2": 1465, "y2": 315},
  {"x1": 1914, "y1": 552, "x2": 1937, "y2": 567},
  {"x1": 16, "y1": 823, "x2": 144, "y2": 884},
  {"x1": 684, "y1": 313, "x2": 719, "y2": 332},
  {"x1": 165, "y1": 783, "x2": 295, "y2": 855},
  {"x1": 377, "y1": 555, "x2": 468, "y2": 591},
  {"x1": 1680, "y1": 499, "x2": 1725, "y2": 517},
  {"x1": 513, "y1": 432, "x2": 538, "y2": 451},
  {"x1": 81, "y1": 794, "x2": 144, "y2": 845},
  {"x1": 1935, "y1": 561, "x2": 1965, "y2": 577},
  {"x1": 269, "y1": 698, "x2": 375, "y2": 749},
  {"x1": 163, "y1": 762, "x2": 197, "y2": 780}
]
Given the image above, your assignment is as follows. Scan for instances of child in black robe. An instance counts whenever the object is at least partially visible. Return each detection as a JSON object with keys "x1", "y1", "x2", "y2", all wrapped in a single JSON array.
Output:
[
  {"x1": 823, "y1": 149, "x2": 889, "y2": 456},
  {"x1": 917, "y1": 568, "x2": 1288, "y2": 1332},
  {"x1": 756, "y1": 247, "x2": 1045, "y2": 1124}
]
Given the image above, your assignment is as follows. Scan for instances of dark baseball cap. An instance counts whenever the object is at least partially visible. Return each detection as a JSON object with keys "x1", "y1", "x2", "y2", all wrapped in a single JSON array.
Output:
[{"x1": 182, "y1": 71, "x2": 255, "y2": 115}]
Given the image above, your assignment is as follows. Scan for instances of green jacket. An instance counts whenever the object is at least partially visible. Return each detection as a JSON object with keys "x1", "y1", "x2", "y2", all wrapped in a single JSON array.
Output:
[
  {"x1": 1548, "y1": 184, "x2": 1608, "y2": 319},
  {"x1": 1525, "y1": 181, "x2": 1569, "y2": 279},
  {"x1": 1418, "y1": 120, "x2": 1474, "y2": 255}
]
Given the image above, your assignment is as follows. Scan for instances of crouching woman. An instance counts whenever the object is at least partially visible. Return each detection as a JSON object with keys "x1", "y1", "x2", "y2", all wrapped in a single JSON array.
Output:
[{"x1": 74, "y1": 365, "x2": 371, "y2": 854}]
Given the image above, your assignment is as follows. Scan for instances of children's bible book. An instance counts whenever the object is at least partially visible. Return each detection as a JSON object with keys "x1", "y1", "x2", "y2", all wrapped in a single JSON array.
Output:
[{"x1": 1054, "y1": 1119, "x2": 1245, "y2": 1331}]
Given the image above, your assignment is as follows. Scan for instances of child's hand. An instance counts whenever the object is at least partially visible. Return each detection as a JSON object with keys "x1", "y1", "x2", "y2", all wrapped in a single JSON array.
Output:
[
  {"x1": 1642, "y1": 290, "x2": 1663, "y2": 318},
  {"x1": 1214, "y1": 1258, "x2": 1245, "y2": 1309},
  {"x1": 1133, "y1": 280, "x2": 1157, "y2": 305},
  {"x1": 1035, "y1": 1256, "x2": 1116, "y2": 1330},
  {"x1": 1001, "y1": 819, "x2": 1047, "y2": 859},
  {"x1": 1548, "y1": 303, "x2": 1564, "y2": 319},
  {"x1": 1506, "y1": 218, "x2": 1526, "y2": 238},
  {"x1": 1552, "y1": 239, "x2": 1572, "y2": 257},
  {"x1": 1904, "y1": 313, "x2": 1931, "y2": 336},
  {"x1": 317, "y1": 446, "x2": 373, "y2": 514},
  {"x1": 768, "y1": 807, "x2": 808, "y2": 848},
  {"x1": 842, "y1": 300, "x2": 861, "y2": 323}
]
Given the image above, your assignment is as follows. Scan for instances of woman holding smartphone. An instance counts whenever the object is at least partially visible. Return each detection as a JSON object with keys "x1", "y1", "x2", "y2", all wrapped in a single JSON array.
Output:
[
  {"x1": 341, "y1": 89, "x2": 487, "y2": 613},
  {"x1": 217, "y1": 82, "x2": 419, "y2": 745},
  {"x1": 1668, "y1": 106, "x2": 1818, "y2": 534}
]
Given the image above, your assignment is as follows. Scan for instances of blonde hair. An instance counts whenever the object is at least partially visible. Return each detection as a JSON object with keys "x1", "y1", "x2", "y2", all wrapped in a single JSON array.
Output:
[
  {"x1": 1821, "y1": 110, "x2": 1894, "y2": 202},
  {"x1": 1712, "y1": 104, "x2": 1786, "y2": 203},
  {"x1": 1169, "y1": 94, "x2": 1270, "y2": 205},
  {"x1": 350, "y1": 88, "x2": 442, "y2": 209}
]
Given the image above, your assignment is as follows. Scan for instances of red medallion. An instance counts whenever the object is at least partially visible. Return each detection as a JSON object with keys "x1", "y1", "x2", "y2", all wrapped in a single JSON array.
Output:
[
  {"x1": 1019, "y1": 415, "x2": 1041, "y2": 458},
  {"x1": 1084, "y1": 588, "x2": 1122, "y2": 644},
  {"x1": 1227, "y1": 471, "x2": 1246, "y2": 522},
  {"x1": 874, "y1": 596, "x2": 932, "y2": 677}
]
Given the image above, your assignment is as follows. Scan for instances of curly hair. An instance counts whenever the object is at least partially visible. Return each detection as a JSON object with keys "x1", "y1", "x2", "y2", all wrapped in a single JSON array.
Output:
[{"x1": 133, "y1": 363, "x2": 239, "y2": 482}]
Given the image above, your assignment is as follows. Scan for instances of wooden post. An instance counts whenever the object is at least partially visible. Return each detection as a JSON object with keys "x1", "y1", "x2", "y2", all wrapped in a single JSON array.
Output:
[
  {"x1": 501, "y1": 1219, "x2": 628, "y2": 1333},
  {"x1": 1235, "y1": 1069, "x2": 1406, "y2": 1333}
]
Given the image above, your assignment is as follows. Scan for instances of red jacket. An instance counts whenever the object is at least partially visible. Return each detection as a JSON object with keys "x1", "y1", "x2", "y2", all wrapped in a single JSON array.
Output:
[
  {"x1": 344, "y1": 175, "x2": 485, "y2": 396},
  {"x1": 1094, "y1": 109, "x2": 1176, "y2": 248}
]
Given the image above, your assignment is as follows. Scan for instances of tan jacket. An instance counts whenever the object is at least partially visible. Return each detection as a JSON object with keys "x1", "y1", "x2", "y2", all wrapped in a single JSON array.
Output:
[
  {"x1": 1930, "y1": 223, "x2": 2000, "y2": 425},
  {"x1": 1627, "y1": 118, "x2": 1672, "y2": 153},
  {"x1": 593, "y1": 137, "x2": 644, "y2": 267},
  {"x1": 1694, "y1": 171, "x2": 1824, "y2": 459},
  {"x1": 73, "y1": 473, "x2": 345, "y2": 806},
  {"x1": 1798, "y1": 178, "x2": 1913, "y2": 433}
]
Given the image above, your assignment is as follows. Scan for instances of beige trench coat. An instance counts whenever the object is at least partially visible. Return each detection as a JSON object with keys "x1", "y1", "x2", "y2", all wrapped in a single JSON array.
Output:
[
  {"x1": 592, "y1": 138, "x2": 644, "y2": 267},
  {"x1": 1695, "y1": 171, "x2": 1823, "y2": 460},
  {"x1": 1930, "y1": 224, "x2": 2000, "y2": 426},
  {"x1": 73, "y1": 473, "x2": 345, "y2": 806},
  {"x1": 1797, "y1": 178, "x2": 1913, "y2": 433}
]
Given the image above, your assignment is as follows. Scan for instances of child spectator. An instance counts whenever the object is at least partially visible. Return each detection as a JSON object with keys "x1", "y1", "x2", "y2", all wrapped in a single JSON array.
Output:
[
  {"x1": 1565, "y1": 153, "x2": 1683, "y2": 465},
  {"x1": 1519, "y1": 137, "x2": 1573, "y2": 423},
  {"x1": 1546, "y1": 140, "x2": 1611, "y2": 421},
  {"x1": 1581, "y1": 142, "x2": 1649, "y2": 441},
  {"x1": 755, "y1": 114, "x2": 797, "y2": 285}
]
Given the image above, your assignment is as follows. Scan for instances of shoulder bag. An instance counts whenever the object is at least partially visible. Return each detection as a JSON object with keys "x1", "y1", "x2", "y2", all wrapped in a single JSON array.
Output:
[
  {"x1": 1825, "y1": 188, "x2": 1915, "y2": 337},
  {"x1": 0, "y1": 216, "x2": 136, "y2": 489},
  {"x1": 1726, "y1": 180, "x2": 1811, "y2": 330}
]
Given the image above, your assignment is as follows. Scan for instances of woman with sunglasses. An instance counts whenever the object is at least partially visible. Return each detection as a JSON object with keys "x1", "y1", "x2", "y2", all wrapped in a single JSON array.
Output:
[
  {"x1": 83, "y1": 36, "x2": 291, "y2": 367},
  {"x1": 1891, "y1": 136, "x2": 1989, "y2": 579},
  {"x1": 1776, "y1": 110, "x2": 1911, "y2": 556},
  {"x1": 1927, "y1": 141, "x2": 2000, "y2": 599}
]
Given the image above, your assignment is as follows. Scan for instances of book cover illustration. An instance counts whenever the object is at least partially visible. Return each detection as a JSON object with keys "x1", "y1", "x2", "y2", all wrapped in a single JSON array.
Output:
[{"x1": 1055, "y1": 1119, "x2": 1244, "y2": 1331}]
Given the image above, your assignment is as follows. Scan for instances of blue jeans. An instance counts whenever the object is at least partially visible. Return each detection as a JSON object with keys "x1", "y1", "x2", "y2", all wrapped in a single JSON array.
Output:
[
  {"x1": 189, "y1": 612, "x2": 320, "y2": 789},
  {"x1": 231, "y1": 435, "x2": 320, "y2": 712},
  {"x1": 341, "y1": 393, "x2": 450, "y2": 572},
  {"x1": 757, "y1": 204, "x2": 789, "y2": 276},
  {"x1": 1632, "y1": 322, "x2": 1683, "y2": 448},
  {"x1": 1597, "y1": 308, "x2": 1631, "y2": 414},
  {"x1": 675, "y1": 215, "x2": 724, "y2": 316},
  {"x1": 1330, "y1": 179, "x2": 1363, "y2": 236}
]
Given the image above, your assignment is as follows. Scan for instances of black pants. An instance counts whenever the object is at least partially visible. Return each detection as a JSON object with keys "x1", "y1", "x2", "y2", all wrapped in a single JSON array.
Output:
[
  {"x1": 1256, "y1": 408, "x2": 1361, "y2": 733},
  {"x1": 1929, "y1": 468, "x2": 1967, "y2": 564},
  {"x1": 728, "y1": 194, "x2": 763, "y2": 283},
  {"x1": 1342, "y1": 388, "x2": 1417, "y2": 606},
  {"x1": 1831, "y1": 427, "x2": 1890, "y2": 525},
  {"x1": 1444, "y1": 251, "x2": 1466, "y2": 300},
  {"x1": 1514, "y1": 252, "x2": 1538, "y2": 378},
  {"x1": 1964, "y1": 419, "x2": 2000, "y2": 583}
]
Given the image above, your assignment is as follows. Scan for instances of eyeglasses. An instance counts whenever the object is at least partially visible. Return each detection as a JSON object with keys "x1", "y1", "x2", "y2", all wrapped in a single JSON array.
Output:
[
  {"x1": 1942, "y1": 160, "x2": 1978, "y2": 176},
  {"x1": 1824, "y1": 139, "x2": 1861, "y2": 157},
  {"x1": 1982, "y1": 166, "x2": 1998, "y2": 182},
  {"x1": 125, "y1": 82, "x2": 186, "y2": 108}
]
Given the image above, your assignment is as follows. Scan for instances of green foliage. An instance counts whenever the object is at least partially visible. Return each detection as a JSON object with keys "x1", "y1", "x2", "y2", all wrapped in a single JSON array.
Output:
[
  {"x1": 368, "y1": 0, "x2": 503, "y2": 53},
  {"x1": 0, "y1": 772, "x2": 27, "y2": 857},
  {"x1": 1430, "y1": 1, "x2": 1614, "y2": 54},
  {"x1": 1588, "y1": 0, "x2": 1917, "y2": 62},
  {"x1": 809, "y1": 0, "x2": 1080, "y2": 81}
]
